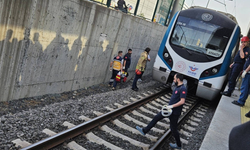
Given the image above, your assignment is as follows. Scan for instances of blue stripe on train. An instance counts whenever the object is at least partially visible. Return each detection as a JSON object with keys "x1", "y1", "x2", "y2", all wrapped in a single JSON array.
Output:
[
  {"x1": 200, "y1": 26, "x2": 241, "y2": 80},
  {"x1": 157, "y1": 12, "x2": 179, "y2": 70}
]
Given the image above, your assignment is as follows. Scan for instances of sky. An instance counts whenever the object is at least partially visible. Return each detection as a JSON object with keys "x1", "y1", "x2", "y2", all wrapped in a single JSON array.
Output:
[{"x1": 184, "y1": 0, "x2": 250, "y2": 35}]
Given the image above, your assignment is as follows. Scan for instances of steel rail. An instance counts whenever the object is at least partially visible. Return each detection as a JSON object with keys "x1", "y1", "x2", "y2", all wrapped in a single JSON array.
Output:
[
  {"x1": 150, "y1": 98, "x2": 200, "y2": 150},
  {"x1": 21, "y1": 89, "x2": 169, "y2": 150}
]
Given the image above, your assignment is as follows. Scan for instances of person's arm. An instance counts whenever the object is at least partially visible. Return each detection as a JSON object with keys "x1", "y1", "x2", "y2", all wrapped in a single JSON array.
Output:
[
  {"x1": 242, "y1": 64, "x2": 250, "y2": 78},
  {"x1": 173, "y1": 98, "x2": 185, "y2": 107},
  {"x1": 110, "y1": 61, "x2": 113, "y2": 68},
  {"x1": 230, "y1": 62, "x2": 234, "y2": 68},
  {"x1": 240, "y1": 44, "x2": 246, "y2": 59},
  {"x1": 120, "y1": 61, "x2": 123, "y2": 72},
  {"x1": 123, "y1": 60, "x2": 126, "y2": 69},
  {"x1": 147, "y1": 55, "x2": 151, "y2": 62},
  {"x1": 124, "y1": 1, "x2": 127, "y2": 8}
]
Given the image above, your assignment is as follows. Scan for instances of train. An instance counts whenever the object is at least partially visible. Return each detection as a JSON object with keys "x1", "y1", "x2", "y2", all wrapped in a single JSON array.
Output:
[{"x1": 153, "y1": 7, "x2": 241, "y2": 100}]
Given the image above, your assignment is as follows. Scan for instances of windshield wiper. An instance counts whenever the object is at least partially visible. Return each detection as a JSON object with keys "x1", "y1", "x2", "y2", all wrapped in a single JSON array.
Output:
[{"x1": 186, "y1": 49, "x2": 193, "y2": 55}]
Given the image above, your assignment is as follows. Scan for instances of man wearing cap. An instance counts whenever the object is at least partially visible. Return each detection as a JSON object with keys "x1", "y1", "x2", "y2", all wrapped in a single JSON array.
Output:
[
  {"x1": 232, "y1": 38, "x2": 250, "y2": 107},
  {"x1": 221, "y1": 36, "x2": 250, "y2": 97},
  {"x1": 136, "y1": 73, "x2": 187, "y2": 149}
]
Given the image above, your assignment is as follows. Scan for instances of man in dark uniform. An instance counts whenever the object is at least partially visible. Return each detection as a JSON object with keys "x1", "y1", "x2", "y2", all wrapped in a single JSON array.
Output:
[
  {"x1": 136, "y1": 73, "x2": 187, "y2": 149},
  {"x1": 123, "y1": 49, "x2": 132, "y2": 73},
  {"x1": 229, "y1": 121, "x2": 250, "y2": 150},
  {"x1": 232, "y1": 47, "x2": 250, "y2": 107},
  {"x1": 221, "y1": 36, "x2": 250, "y2": 97}
]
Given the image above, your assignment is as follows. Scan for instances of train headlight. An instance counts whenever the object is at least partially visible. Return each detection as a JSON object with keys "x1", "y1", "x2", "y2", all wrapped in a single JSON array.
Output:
[
  {"x1": 212, "y1": 68, "x2": 218, "y2": 74},
  {"x1": 164, "y1": 52, "x2": 169, "y2": 57}
]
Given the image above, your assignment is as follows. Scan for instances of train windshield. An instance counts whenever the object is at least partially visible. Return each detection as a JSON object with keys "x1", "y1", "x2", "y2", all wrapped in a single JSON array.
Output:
[{"x1": 171, "y1": 16, "x2": 231, "y2": 58}]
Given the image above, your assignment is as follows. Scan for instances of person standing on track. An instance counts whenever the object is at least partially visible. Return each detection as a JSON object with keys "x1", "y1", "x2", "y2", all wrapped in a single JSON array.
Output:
[
  {"x1": 221, "y1": 36, "x2": 250, "y2": 97},
  {"x1": 123, "y1": 48, "x2": 132, "y2": 74},
  {"x1": 109, "y1": 51, "x2": 123, "y2": 90},
  {"x1": 136, "y1": 73, "x2": 187, "y2": 149},
  {"x1": 131, "y1": 47, "x2": 150, "y2": 91}
]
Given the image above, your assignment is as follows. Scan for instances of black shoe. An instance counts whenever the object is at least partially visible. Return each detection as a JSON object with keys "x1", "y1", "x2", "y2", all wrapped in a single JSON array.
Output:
[
  {"x1": 245, "y1": 111, "x2": 250, "y2": 118},
  {"x1": 131, "y1": 88, "x2": 138, "y2": 91},
  {"x1": 220, "y1": 91, "x2": 231, "y2": 97},
  {"x1": 232, "y1": 100, "x2": 244, "y2": 107}
]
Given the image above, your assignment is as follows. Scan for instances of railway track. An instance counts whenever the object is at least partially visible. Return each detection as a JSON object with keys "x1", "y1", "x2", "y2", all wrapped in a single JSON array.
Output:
[{"x1": 14, "y1": 86, "x2": 210, "y2": 150}]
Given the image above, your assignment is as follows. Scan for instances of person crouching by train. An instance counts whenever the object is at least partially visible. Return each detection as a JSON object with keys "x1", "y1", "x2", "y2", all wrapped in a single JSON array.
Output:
[
  {"x1": 131, "y1": 47, "x2": 150, "y2": 91},
  {"x1": 221, "y1": 36, "x2": 250, "y2": 97},
  {"x1": 109, "y1": 51, "x2": 123, "y2": 90},
  {"x1": 136, "y1": 73, "x2": 187, "y2": 149},
  {"x1": 232, "y1": 48, "x2": 250, "y2": 107}
]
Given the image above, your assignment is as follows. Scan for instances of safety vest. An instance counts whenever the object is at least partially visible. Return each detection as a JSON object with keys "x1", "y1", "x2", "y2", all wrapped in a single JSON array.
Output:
[{"x1": 113, "y1": 56, "x2": 122, "y2": 70}]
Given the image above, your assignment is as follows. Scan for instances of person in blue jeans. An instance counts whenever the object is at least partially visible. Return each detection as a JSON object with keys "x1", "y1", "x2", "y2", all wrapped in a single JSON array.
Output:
[
  {"x1": 221, "y1": 36, "x2": 250, "y2": 97},
  {"x1": 232, "y1": 53, "x2": 250, "y2": 107},
  {"x1": 136, "y1": 73, "x2": 187, "y2": 149}
]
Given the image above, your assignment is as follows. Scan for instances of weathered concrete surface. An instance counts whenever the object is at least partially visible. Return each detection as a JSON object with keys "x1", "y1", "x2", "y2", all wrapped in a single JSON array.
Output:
[{"x1": 0, "y1": 0, "x2": 167, "y2": 101}]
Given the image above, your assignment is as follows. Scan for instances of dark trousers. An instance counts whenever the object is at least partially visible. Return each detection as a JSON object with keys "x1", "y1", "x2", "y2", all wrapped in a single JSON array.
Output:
[
  {"x1": 227, "y1": 63, "x2": 243, "y2": 94},
  {"x1": 109, "y1": 70, "x2": 119, "y2": 87},
  {"x1": 143, "y1": 112, "x2": 181, "y2": 147},
  {"x1": 132, "y1": 72, "x2": 143, "y2": 89}
]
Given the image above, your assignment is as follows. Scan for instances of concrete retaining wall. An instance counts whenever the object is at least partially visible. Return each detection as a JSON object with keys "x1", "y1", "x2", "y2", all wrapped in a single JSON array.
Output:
[{"x1": 0, "y1": 0, "x2": 167, "y2": 101}]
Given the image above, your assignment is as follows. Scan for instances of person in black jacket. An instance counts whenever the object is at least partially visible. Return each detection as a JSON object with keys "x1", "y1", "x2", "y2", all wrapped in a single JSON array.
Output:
[
  {"x1": 221, "y1": 36, "x2": 250, "y2": 97},
  {"x1": 229, "y1": 121, "x2": 250, "y2": 150},
  {"x1": 117, "y1": 0, "x2": 127, "y2": 13}
]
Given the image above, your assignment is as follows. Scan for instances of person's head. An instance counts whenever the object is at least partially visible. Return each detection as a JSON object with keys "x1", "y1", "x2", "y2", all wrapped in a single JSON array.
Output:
[
  {"x1": 241, "y1": 36, "x2": 249, "y2": 46},
  {"x1": 174, "y1": 73, "x2": 183, "y2": 85},
  {"x1": 118, "y1": 51, "x2": 123, "y2": 56},
  {"x1": 145, "y1": 47, "x2": 151, "y2": 54},
  {"x1": 128, "y1": 49, "x2": 132, "y2": 54}
]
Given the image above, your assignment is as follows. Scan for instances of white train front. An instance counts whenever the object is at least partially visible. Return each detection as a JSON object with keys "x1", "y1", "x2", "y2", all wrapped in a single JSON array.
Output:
[{"x1": 153, "y1": 7, "x2": 241, "y2": 100}]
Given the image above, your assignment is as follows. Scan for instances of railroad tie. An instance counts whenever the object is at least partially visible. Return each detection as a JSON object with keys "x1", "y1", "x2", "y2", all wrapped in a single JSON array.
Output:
[
  {"x1": 123, "y1": 114, "x2": 165, "y2": 134},
  {"x1": 63, "y1": 121, "x2": 76, "y2": 128},
  {"x1": 151, "y1": 101, "x2": 162, "y2": 107},
  {"x1": 190, "y1": 116, "x2": 201, "y2": 122},
  {"x1": 123, "y1": 100, "x2": 131, "y2": 104},
  {"x1": 187, "y1": 120, "x2": 199, "y2": 126},
  {"x1": 195, "y1": 110, "x2": 205, "y2": 115},
  {"x1": 114, "y1": 103, "x2": 123, "y2": 108},
  {"x1": 139, "y1": 107, "x2": 169, "y2": 123},
  {"x1": 42, "y1": 128, "x2": 57, "y2": 136},
  {"x1": 42, "y1": 129, "x2": 86, "y2": 150},
  {"x1": 198, "y1": 107, "x2": 207, "y2": 112},
  {"x1": 180, "y1": 138, "x2": 189, "y2": 145},
  {"x1": 132, "y1": 110, "x2": 169, "y2": 129},
  {"x1": 183, "y1": 124, "x2": 196, "y2": 132},
  {"x1": 105, "y1": 106, "x2": 115, "y2": 111},
  {"x1": 79, "y1": 115, "x2": 91, "y2": 121},
  {"x1": 93, "y1": 111, "x2": 104, "y2": 116},
  {"x1": 145, "y1": 104, "x2": 161, "y2": 112},
  {"x1": 67, "y1": 141, "x2": 87, "y2": 150},
  {"x1": 142, "y1": 93, "x2": 149, "y2": 97},
  {"x1": 147, "y1": 91, "x2": 154, "y2": 94},
  {"x1": 12, "y1": 139, "x2": 31, "y2": 148},
  {"x1": 160, "y1": 96, "x2": 170, "y2": 102},
  {"x1": 193, "y1": 112, "x2": 203, "y2": 118},
  {"x1": 179, "y1": 129, "x2": 192, "y2": 137},
  {"x1": 112, "y1": 119, "x2": 158, "y2": 142},
  {"x1": 85, "y1": 132, "x2": 123, "y2": 150},
  {"x1": 137, "y1": 95, "x2": 145, "y2": 99},
  {"x1": 130, "y1": 97, "x2": 138, "y2": 102},
  {"x1": 101, "y1": 125, "x2": 150, "y2": 150},
  {"x1": 155, "y1": 98, "x2": 166, "y2": 105}
]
